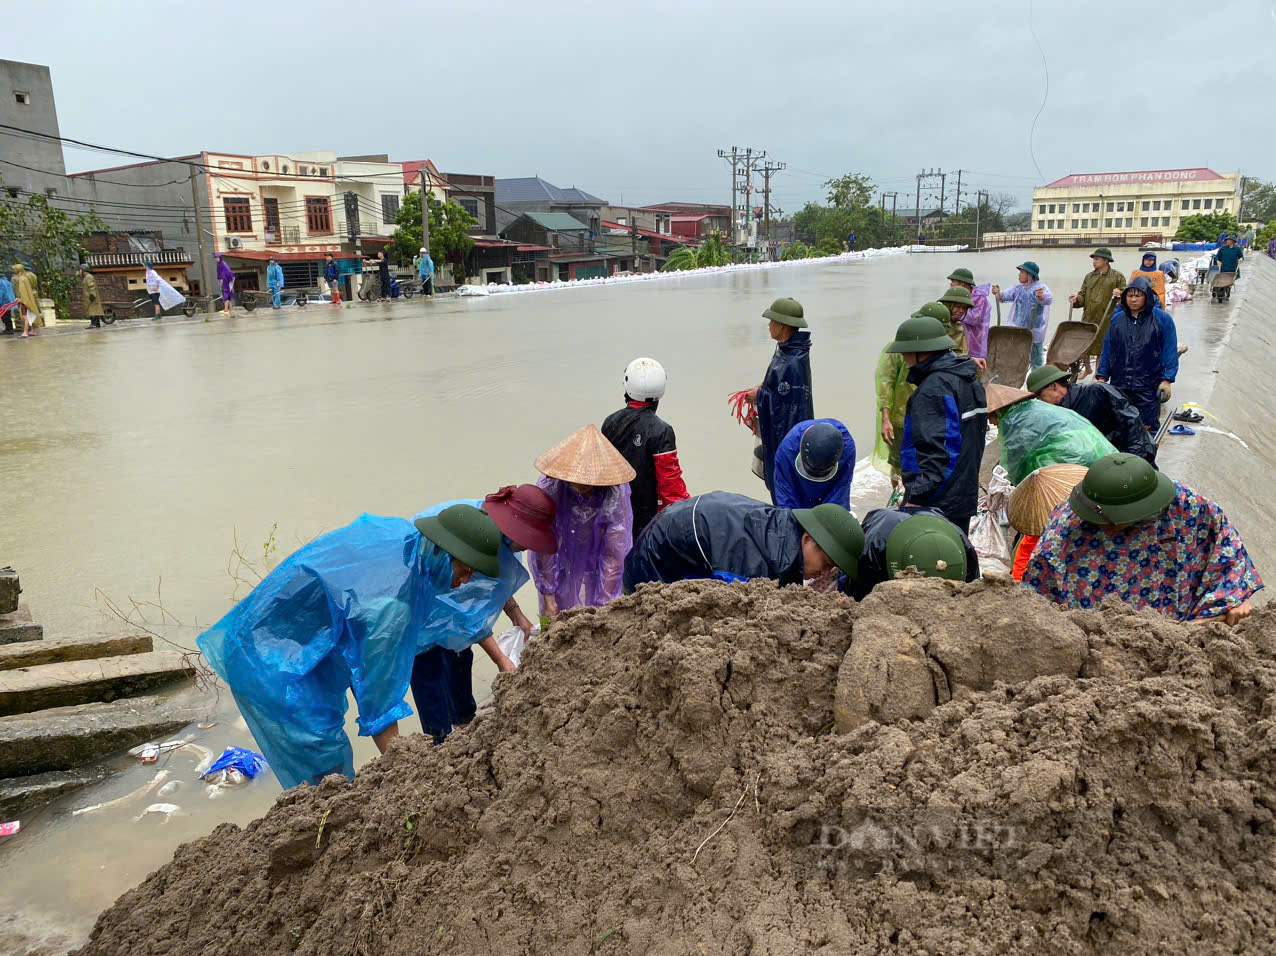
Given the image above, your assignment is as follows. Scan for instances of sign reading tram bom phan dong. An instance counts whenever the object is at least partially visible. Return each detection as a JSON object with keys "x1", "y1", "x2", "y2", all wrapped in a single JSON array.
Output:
[{"x1": 1042, "y1": 168, "x2": 1225, "y2": 189}]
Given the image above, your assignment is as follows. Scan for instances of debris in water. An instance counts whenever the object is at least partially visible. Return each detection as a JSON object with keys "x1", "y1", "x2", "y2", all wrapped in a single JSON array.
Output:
[
  {"x1": 71, "y1": 771, "x2": 168, "y2": 816},
  {"x1": 0, "y1": 820, "x2": 19, "y2": 839},
  {"x1": 132, "y1": 803, "x2": 180, "y2": 824}
]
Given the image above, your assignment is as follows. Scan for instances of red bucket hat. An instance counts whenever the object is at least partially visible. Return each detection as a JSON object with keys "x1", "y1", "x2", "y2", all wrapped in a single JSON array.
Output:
[{"x1": 483, "y1": 484, "x2": 558, "y2": 554}]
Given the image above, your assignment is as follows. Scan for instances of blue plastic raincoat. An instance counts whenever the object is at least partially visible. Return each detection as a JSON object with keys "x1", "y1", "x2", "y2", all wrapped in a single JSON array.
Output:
[
  {"x1": 267, "y1": 262, "x2": 284, "y2": 308},
  {"x1": 1097, "y1": 276, "x2": 1179, "y2": 428},
  {"x1": 197, "y1": 513, "x2": 511, "y2": 790},
  {"x1": 771, "y1": 418, "x2": 855, "y2": 510}
]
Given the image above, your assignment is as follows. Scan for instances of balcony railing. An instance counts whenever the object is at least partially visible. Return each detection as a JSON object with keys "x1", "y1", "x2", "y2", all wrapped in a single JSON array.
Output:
[
  {"x1": 265, "y1": 225, "x2": 301, "y2": 245},
  {"x1": 84, "y1": 249, "x2": 193, "y2": 268}
]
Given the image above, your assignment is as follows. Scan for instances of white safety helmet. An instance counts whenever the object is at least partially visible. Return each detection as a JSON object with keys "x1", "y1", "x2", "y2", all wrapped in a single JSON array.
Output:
[{"x1": 624, "y1": 357, "x2": 666, "y2": 401}]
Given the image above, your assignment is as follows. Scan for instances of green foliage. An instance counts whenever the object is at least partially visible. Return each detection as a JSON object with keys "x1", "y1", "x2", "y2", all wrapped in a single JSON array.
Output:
[
  {"x1": 781, "y1": 241, "x2": 813, "y2": 261},
  {"x1": 1005, "y1": 210, "x2": 1032, "y2": 231},
  {"x1": 389, "y1": 191, "x2": 477, "y2": 282},
  {"x1": 817, "y1": 236, "x2": 844, "y2": 256},
  {"x1": 1174, "y1": 212, "x2": 1239, "y2": 242},
  {"x1": 0, "y1": 187, "x2": 107, "y2": 319},
  {"x1": 1257, "y1": 220, "x2": 1276, "y2": 247},
  {"x1": 1241, "y1": 179, "x2": 1276, "y2": 224},
  {"x1": 824, "y1": 172, "x2": 875, "y2": 211},
  {"x1": 932, "y1": 201, "x2": 1009, "y2": 242},
  {"x1": 660, "y1": 231, "x2": 732, "y2": 272}
]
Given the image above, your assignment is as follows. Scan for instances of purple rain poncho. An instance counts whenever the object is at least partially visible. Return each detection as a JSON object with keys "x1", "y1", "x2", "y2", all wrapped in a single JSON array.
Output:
[
  {"x1": 529, "y1": 476, "x2": 633, "y2": 614},
  {"x1": 216, "y1": 255, "x2": 234, "y2": 299}
]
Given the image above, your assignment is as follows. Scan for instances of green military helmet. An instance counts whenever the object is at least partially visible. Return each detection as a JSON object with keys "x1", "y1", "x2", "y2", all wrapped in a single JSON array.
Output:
[
  {"x1": 885, "y1": 307, "x2": 956, "y2": 354},
  {"x1": 1091, "y1": 247, "x2": 1114, "y2": 262},
  {"x1": 413, "y1": 503, "x2": 501, "y2": 578},
  {"x1": 1025, "y1": 364, "x2": 1071, "y2": 394},
  {"x1": 947, "y1": 266, "x2": 976, "y2": 286},
  {"x1": 885, "y1": 514, "x2": 968, "y2": 582},
  {"x1": 938, "y1": 286, "x2": 974, "y2": 309},
  {"x1": 763, "y1": 297, "x2": 807, "y2": 328},
  {"x1": 793, "y1": 503, "x2": 865, "y2": 580},
  {"x1": 1068, "y1": 453, "x2": 1176, "y2": 527}
]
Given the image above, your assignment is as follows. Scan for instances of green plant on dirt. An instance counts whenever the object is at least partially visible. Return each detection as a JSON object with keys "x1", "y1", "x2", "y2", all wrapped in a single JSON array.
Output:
[
  {"x1": 781, "y1": 241, "x2": 812, "y2": 261},
  {"x1": 389, "y1": 191, "x2": 477, "y2": 282},
  {"x1": 0, "y1": 184, "x2": 107, "y2": 319},
  {"x1": 1175, "y1": 212, "x2": 1239, "y2": 242},
  {"x1": 818, "y1": 236, "x2": 844, "y2": 256}
]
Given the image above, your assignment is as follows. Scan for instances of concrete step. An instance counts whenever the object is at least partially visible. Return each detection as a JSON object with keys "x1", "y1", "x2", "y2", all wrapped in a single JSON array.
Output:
[
  {"x1": 0, "y1": 634, "x2": 152, "y2": 672},
  {"x1": 0, "y1": 765, "x2": 119, "y2": 819},
  {"x1": 0, "y1": 652, "x2": 195, "y2": 718},
  {"x1": 0, "y1": 605, "x2": 42, "y2": 645},
  {"x1": 0, "y1": 694, "x2": 198, "y2": 777},
  {"x1": 0, "y1": 568, "x2": 18, "y2": 615}
]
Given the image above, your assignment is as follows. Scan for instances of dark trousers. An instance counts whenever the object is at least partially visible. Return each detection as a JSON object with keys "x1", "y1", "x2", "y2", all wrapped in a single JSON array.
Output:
[
  {"x1": 423, "y1": 276, "x2": 433, "y2": 296},
  {"x1": 409, "y1": 646, "x2": 476, "y2": 743}
]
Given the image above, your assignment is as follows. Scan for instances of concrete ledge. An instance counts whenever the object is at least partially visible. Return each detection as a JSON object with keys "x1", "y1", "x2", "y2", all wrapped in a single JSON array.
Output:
[
  {"x1": 0, "y1": 605, "x2": 42, "y2": 645},
  {"x1": 0, "y1": 694, "x2": 198, "y2": 776},
  {"x1": 0, "y1": 569, "x2": 18, "y2": 615},
  {"x1": 0, "y1": 651, "x2": 195, "y2": 717},
  {"x1": 0, "y1": 765, "x2": 118, "y2": 819},
  {"x1": 0, "y1": 634, "x2": 152, "y2": 671}
]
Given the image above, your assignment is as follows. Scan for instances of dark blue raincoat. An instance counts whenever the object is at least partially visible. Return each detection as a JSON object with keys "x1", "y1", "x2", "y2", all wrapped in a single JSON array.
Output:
[
  {"x1": 1097, "y1": 276, "x2": 1178, "y2": 428},
  {"x1": 756, "y1": 331, "x2": 814, "y2": 501}
]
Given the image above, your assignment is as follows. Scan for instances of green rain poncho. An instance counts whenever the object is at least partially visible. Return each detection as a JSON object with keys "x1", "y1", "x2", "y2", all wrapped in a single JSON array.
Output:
[
  {"x1": 998, "y1": 399, "x2": 1118, "y2": 485},
  {"x1": 873, "y1": 348, "x2": 914, "y2": 478}
]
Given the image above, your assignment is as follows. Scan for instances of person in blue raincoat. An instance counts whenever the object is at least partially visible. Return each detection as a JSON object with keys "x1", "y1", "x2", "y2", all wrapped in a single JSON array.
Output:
[
  {"x1": 417, "y1": 246, "x2": 435, "y2": 297},
  {"x1": 266, "y1": 257, "x2": 284, "y2": 309},
  {"x1": 409, "y1": 484, "x2": 557, "y2": 742},
  {"x1": 744, "y1": 297, "x2": 814, "y2": 503},
  {"x1": 197, "y1": 504, "x2": 502, "y2": 791},
  {"x1": 0, "y1": 272, "x2": 15, "y2": 335},
  {"x1": 992, "y1": 261, "x2": 1052, "y2": 372},
  {"x1": 771, "y1": 418, "x2": 856, "y2": 510},
  {"x1": 1097, "y1": 276, "x2": 1178, "y2": 429}
]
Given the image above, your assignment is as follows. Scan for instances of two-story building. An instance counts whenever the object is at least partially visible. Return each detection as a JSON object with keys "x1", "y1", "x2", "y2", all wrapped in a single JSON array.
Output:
[{"x1": 494, "y1": 177, "x2": 606, "y2": 236}]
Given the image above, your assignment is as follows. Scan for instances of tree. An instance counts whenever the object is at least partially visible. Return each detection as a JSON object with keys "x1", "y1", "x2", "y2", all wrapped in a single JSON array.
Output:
[
  {"x1": 0, "y1": 186, "x2": 107, "y2": 320},
  {"x1": 781, "y1": 241, "x2": 813, "y2": 261},
  {"x1": 1174, "y1": 212, "x2": 1239, "y2": 242},
  {"x1": 824, "y1": 172, "x2": 875, "y2": 211},
  {"x1": 388, "y1": 191, "x2": 477, "y2": 280},
  {"x1": 1254, "y1": 220, "x2": 1275, "y2": 248},
  {"x1": 661, "y1": 231, "x2": 733, "y2": 272},
  {"x1": 1005, "y1": 209, "x2": 1032, "y2": 231},
  {"x1": 1240, "y1": 179, "x2": 1276, "y2": 224},
  {"x1": 990, "y1": 192, "x2": 1018, "y2": 220}
]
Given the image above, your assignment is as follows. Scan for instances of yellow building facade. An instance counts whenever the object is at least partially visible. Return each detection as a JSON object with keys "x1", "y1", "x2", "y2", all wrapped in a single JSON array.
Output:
[{"x1": 1030, "y1": 168, "x2": 1241, "y2": 237}]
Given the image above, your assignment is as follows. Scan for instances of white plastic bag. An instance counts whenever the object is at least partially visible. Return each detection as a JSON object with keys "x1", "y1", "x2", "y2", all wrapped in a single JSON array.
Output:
[
  {"x1": 971, "y1": 465, "x2": 1013, "y2": 568},
  {"x1": 495, "y1": 624, "x2": 540, "y2": 668}
]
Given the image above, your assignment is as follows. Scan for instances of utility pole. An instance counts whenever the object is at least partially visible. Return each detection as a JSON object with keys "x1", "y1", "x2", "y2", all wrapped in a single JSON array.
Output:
[
  {"x1": 914, "y1": 169, "x2": 945, "y2": 245},
  {"x1": 628, "y1": 207, "x2": 639, "y2": 271},
  {"x1": 188, "y1": 165, "x2": 211, "y2": 307},
  {"x1": 760, "y1": 160, "x2": 785, "y2": 260},
  {"x1": 420, "y1": 173, "x2": 431, "y2": 254},
  {"x1": 1238, "y1": 174, "x2": 1247, "y2": 223},
  {"x1": 975, "y1": 189, "x2": 989, "y2": 249},
  {"x1": 718, "y1": 146, "x2": 765, "y2": 260},
  {"x1": 953, "y1": 169, "x2": 963, "y2": 214},
  {"x1": 882, "y1": 191, "x2": 899, "y2": 246}
]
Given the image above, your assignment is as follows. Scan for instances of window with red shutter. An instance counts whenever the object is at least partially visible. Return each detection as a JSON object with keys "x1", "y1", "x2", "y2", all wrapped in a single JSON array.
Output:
[{"x1": 224, "y1": 197, "x2": 252, "y2": 233}]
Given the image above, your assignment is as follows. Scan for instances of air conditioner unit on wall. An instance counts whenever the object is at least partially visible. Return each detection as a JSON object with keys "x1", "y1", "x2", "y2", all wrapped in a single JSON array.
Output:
[{"x1": 227, "y1": 236, "x2": 244, "y2": 250}]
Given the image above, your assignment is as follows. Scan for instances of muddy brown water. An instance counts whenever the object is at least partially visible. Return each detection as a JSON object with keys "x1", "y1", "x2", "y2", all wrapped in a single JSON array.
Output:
[{"x1": 0, "y1": 247, "x2": 1251, "y2": 948}]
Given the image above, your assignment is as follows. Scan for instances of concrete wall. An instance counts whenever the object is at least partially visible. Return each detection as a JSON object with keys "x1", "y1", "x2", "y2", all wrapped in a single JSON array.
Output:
[
  {"x1": 1158, "y1": 252, "x2": 1276, "y2": 597},
  {"x1": 0, "y1": 60, "x2": 66, "y2": 197},
  {"x1": 66, "y1": 162, "x2": 212, "y2": 291}
]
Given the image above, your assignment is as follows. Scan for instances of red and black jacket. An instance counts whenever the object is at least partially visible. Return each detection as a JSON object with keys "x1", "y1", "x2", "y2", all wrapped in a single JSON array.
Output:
[{"x1": 602, "y1": 401, "x2": 689, "y2": 537}]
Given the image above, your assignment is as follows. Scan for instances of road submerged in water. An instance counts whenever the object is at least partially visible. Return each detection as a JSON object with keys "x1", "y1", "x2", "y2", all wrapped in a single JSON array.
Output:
[{"x1": 0, "y1": 247, "x2": 1253, "y2": 951}]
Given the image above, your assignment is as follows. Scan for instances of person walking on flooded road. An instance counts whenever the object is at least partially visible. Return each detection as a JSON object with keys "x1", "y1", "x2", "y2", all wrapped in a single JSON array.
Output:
[
  {"x1": 267, "y1": 258, "x2": 284, "y2": 309},
  {"x1": 12, "y1": 263, "x2": 40, "y2": 336},
  {"x1": 79, "y1": 264, "x2": 104, "y2": 329},
  {"x1": 743, "y1": 297, "x2": 814, "y2": 502},
  {"x1": 992, "y1": 261, "x2": 1051, "y2": 372},
  {"x1": 216, "y1": 254, "x2": 235, "y2": 316}
]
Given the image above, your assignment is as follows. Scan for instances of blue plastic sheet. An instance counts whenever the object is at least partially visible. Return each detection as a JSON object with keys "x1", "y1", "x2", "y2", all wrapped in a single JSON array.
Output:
[
  {"x1": 200, "y1": 746, "x2": 268, "y2": 780},
  {"x1": 198, "y1": 512, "x2": 501, "y2": 791}
]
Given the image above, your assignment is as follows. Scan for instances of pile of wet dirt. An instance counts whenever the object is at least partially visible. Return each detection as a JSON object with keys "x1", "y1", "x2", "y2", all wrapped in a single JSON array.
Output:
[{"x1": 76, "y1": 578, "x2": 1276, "y2": 954}]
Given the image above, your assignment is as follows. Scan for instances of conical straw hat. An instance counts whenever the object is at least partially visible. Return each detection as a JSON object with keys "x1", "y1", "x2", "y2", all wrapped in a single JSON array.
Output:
[
  {"x1": 1007, "y1": 464, "x2": 1090, "y2": 536},
  {"x1": 986, "y1": 383, "x2": 1034, "y2": 414},
  {"x1": 535, "y1": 424, "x2": 637, "y2": 486}
]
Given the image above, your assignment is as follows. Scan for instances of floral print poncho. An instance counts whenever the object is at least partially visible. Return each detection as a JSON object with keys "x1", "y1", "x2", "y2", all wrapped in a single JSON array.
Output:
[{"x1": 1024, "y1": 482, "x2": 1262, "y2": 622}]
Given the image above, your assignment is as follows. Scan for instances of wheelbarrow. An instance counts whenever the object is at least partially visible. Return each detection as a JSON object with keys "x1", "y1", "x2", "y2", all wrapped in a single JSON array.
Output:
[
  {"x1": 239, "y1": 287, "x2": 321, "y2": 312},
  {"x1": 983, "y1": 327, "x2": 1034, "y2": 388},
  {"x1": 1210, "y1": 271, "x2": 1235, "y2": 302},
  {"x1": 1045, "y1": 321, "x2": 1099, "y2": 381}
]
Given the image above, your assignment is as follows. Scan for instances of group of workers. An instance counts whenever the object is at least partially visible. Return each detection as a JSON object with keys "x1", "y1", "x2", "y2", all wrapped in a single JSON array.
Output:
[{"x1": 200, "y1": 247, "x2": 1263, "y2": 793}]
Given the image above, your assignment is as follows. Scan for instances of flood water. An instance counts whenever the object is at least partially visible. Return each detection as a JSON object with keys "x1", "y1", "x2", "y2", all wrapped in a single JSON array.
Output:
[{"x1": 0, "y1": 247, "x2": 1236, "y2": 946}]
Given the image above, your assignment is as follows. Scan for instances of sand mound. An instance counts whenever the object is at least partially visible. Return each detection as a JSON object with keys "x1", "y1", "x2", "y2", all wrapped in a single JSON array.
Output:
[{"x1": 76, "y1": 579, "x2": 1276, "y2": 955}]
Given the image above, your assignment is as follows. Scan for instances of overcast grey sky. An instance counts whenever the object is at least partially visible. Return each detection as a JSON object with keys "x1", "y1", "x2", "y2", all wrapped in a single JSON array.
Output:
[{"x1": 8, "y1": 0, "x2": 1274, "y2": 213}]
